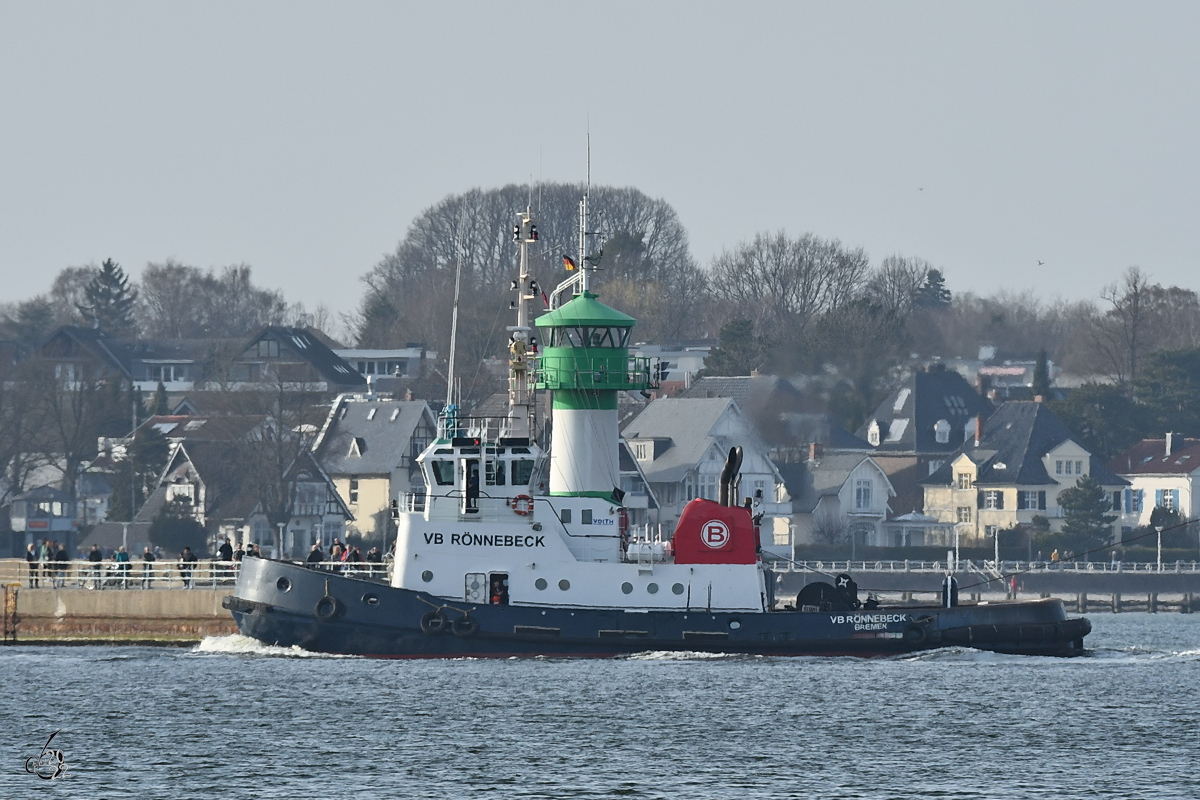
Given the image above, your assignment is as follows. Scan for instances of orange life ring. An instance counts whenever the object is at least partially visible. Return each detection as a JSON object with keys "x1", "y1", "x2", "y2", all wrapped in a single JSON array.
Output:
[{"x1": 511, "y1": 495, "x2": 534, "y2": 516}]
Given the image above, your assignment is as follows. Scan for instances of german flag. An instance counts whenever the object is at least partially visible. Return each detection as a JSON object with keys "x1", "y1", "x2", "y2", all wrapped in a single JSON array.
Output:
[{"x1": 562, "y1": 255, "x2": 577, "y2": 271}]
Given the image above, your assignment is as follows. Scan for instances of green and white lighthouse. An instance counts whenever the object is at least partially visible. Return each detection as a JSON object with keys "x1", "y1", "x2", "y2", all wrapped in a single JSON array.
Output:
[{"x1": 535, "y1": 293, "x2": 651, "y2": 498}]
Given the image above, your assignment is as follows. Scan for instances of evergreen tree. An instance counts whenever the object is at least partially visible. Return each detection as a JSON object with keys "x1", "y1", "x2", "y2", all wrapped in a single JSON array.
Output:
[
  {"x1": 913, "y1": 268, "x2": 952, "y2": 309},
  {"x1": 152, "y1": 382, "x2": 169, "y2": 416},
  {"x1": 1057, "y1": 475, "x2": 1117, "y2": 551},
  {"x1": 77, "y1": 259, "x2": 138, "y2": 335},
  {"x1": 699, "y1": 318, "x2": 768, "y2": 377},
  {"x1": 149, "y1": 498, "x2": 207, "y2": 555},
  {"x1": 1032, "y1": 348, "x2": 1051, "y2": 398},
  {"x1": 107, "y1": 426, "x2": 170, "y2": 521}
]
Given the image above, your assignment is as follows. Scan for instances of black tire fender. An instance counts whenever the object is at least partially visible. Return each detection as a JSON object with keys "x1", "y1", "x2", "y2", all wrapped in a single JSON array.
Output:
[
  {"x1": 452, "y1": 614, "x2": 479, "y2": 638},
  {"x1": 420, "y1": 609, "x2": 447, "y2": 635},
  {"x1": 315, "y1": 595, "x2": 342, "y2": 620},
  {"x1": 903, "y1": 624, "x2": 927, "y2": 644}
]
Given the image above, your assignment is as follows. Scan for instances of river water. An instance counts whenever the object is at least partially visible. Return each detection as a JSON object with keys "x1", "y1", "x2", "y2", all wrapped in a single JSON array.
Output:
[{"x1": 2, "y1": 613, "x2": 1198, "y2": 799}]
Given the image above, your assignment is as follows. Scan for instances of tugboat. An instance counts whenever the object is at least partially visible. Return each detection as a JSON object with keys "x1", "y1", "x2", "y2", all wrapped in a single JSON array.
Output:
[{"x1": 225, "y1": 195, "x2": 1091, "y2": 658}]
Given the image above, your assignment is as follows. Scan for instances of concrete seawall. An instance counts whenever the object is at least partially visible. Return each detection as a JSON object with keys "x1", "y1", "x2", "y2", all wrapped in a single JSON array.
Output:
[{"x1": 6, "y1": 588, "x2": 238, "y2": 644}]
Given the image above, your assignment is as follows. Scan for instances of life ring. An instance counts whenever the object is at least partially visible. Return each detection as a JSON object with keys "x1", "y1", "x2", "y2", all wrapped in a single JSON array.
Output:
[
  {"x1": 903, "y1": 624, "x2": 927, "y2": 644},
  {"x1": 420, "y1": 609, "x2": 447, "y2": 635},
  {"x1": 510, "y1": 495, "x2": 534, "y2": 516},
  {"x1": 314, "y1": 595, "x2": 342, "y2": 620},
  {"x1": 451, "y1": 614, "x2": 479, "y2": 638}
]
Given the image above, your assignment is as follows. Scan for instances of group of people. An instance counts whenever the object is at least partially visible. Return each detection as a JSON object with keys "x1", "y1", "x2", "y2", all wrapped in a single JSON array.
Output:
[
  {"x1": 24, "y1": 540, "x2": 70, "y2": 588},
  {"x1": 305, "y1": 538, "x2": 385, "y2": 575}
]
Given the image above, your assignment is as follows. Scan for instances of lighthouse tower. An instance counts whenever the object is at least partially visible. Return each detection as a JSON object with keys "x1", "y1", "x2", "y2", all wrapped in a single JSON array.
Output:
[{"x1": 535, "y1": 293, "x2": 650, "y2": 497}]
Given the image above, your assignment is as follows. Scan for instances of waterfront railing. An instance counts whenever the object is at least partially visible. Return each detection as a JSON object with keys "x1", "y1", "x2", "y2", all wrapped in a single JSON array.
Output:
[{"x1": 0, "y1": 559, "x2": 389, "y2": 589}]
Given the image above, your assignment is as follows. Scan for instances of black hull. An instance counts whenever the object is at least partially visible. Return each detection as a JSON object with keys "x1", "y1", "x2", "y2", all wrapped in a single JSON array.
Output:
[{"x1": 225, "y1": 558, "x2": 1090, "y2": 659}]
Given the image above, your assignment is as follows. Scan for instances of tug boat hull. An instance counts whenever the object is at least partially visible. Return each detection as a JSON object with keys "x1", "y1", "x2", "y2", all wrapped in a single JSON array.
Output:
[{"x1": 226, "y1": 557, "x2": 1090, "y2": 658}]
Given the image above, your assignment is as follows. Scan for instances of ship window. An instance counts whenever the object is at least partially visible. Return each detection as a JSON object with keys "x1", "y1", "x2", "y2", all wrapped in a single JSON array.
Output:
[
  {"x1": 560, "y1": 508, "x2": 572, "y2": 524},
  {"x1": 621, "y1": 582, "x2": 633, "y2": 594},
  {"x1": 558, "y1": 579, "x2": 570, "y2": 591},
  {"x1": 647, "y1": 583, "x2": 659, "y2": 594},
  {"x1": 421, "y1": 570, "x2": 434, "y2": 582},
  {"x1": 672, "y1": 583, "x2": 685, "y2": 595},
  {"x1": 581, "y1": 509, "x2": 593, "y2": 524},
  {"x1": 535, "y1": 578, "x2": 548, "y2": 590},
  {"x1": 512, "y1": 459, "x2": 535, "y2": 486},
  {"x1": 485, "y1": 460, "x2": 506, "y2": 486},
  {"x1": 431, "y1": 461, "x2": 455, "y2": 486}
]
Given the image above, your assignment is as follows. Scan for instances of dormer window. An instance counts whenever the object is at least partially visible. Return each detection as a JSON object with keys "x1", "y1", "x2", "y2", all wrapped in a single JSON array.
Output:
[
  {"x1": 255, "y1": 340, "x2": 279, "y2": 358},
  {"x1": 867, "y1": 420, "x2": 881, "y2": 447},
  {"x1": 934, "y1": 419, "x2": 950, "y2": 444}
]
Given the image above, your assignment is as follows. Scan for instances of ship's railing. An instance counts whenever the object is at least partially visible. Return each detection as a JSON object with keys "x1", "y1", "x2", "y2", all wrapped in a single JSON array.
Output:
[{"x1": 772, "y1": 559, "x2": 1200, "y2": 574}]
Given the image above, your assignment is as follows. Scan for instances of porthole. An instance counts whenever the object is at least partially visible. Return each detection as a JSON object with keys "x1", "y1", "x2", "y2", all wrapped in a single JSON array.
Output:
[
  {"x1": 672, "y1": 583, "x2": 685, "y2": 595},
  {"x1": 621, "y1": 582, "x2": 633, "y2": 594},
  {"x1": 647, "y1": 583, "x2": 659, "y2": 594},
  {"x1": 558, "y1": 579, "x2": 571, "y2": 591},
  {"x1": 421, "y1": 570, "x2": 434, "y2": 583},
  {"x1": 535, "y1": 578, "x2": 548, "y2": 590},
  {"x1": 362, "y1": 593, "x2": 379, "y2": 607},
  {"x1": 729, "y1": 620, "x2": 741, "y2": 630},
  {"x1": 276, "y1": 577, "x2": 291, "y2": 592}
]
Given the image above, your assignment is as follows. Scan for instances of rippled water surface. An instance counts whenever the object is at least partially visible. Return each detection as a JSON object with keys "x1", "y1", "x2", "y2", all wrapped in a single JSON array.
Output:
[{"x1": 3, "y1": 614, "x2": 1199, "y2": 799}]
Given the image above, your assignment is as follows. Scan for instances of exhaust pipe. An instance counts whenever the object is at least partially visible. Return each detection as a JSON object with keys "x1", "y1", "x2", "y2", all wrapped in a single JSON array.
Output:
[{"x1": 718, "y1": 446, "x2": 743, "y2": 506}]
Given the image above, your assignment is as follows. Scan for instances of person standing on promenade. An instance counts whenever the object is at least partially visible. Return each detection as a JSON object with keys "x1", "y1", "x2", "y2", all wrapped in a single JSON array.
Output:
[
  {"x1": 39, "y1": 539, "x2": 51, "y2": 587},
  {"x1": 217, "y1": 536, "x2": 234, "y2": 580},
  {"x1": 55, "y1": 542, "x2": 69, "y2": 588},
  {"x1": 115, "y1": 546, "x2": 131, "y2": 589},
  {"x1": 87, "y1": 544, "x2": 104, "y2": 589},
  {"x1": 26, "y1": 543, "x2": 38, "y2": 587},
  {"x1": 178, "y1": 547, "x2": 198, "y2": 588},
  {"x1": 142, "y1": 546, "x2": 157, "y2": 588}
]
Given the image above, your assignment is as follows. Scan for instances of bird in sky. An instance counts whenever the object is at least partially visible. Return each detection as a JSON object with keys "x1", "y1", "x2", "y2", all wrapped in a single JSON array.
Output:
[{"x1": 1037, "y1": 260, "x2": 1044, "y2": 266}]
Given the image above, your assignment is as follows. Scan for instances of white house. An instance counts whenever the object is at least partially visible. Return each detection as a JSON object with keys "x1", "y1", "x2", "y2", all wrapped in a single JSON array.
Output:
[
  {"x1": 781, "y1": 454, "x2": 897, "y2": 546},
  {"x1": 1109, "y1": 434, "x2": 1200, "y2": 531},
  {"x1": 620, "y1": 397, "x2": 791, "y2": 540}
]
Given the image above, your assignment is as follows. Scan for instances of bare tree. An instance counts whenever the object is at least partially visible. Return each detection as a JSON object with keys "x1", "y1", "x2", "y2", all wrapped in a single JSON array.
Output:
[
  {"x1": 863, "y1": 255, "x2": 931, "y2": 319},
  {"x1": 139, "y1": 262, "x2": 289, "y2": 339},
  {"x1": 1094, "y1": 267, "x2": 1153, "y2": 383},
  {"x1": 709, "y1": 231, "x2": 871, "y2": 342},
  {"x1": 810, "y1": 510, "x2": 849, "y2": 545}
]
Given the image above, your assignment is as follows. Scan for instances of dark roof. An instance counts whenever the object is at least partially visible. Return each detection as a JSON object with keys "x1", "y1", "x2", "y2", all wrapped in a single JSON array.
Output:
[
  {"x1": 248, "y1": 327, "x2": 366, "y2": 387},
  {"x1": 1110, "y1": 438, "x2": 1200, "y2": 476},
  {"x1": 858, "y1": 369, "x2": 992, "y2": 455},
  {"x1": 925, "y1": 401, "x2": 1127, "y2": 487},
  {"x1": 781, "y1": 413, "x2": 872, "y2": 450}
]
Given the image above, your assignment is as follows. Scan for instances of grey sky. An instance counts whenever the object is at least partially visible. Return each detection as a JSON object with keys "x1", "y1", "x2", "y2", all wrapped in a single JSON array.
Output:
[{"x1": 3, "y1": 2, "x2": 1198, "y2": 330}]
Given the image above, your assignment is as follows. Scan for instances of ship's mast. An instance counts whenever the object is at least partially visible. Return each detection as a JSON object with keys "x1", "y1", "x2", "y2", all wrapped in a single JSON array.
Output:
[{"x1": 506, "y1": 207, "x2": 539, "y2": 439}]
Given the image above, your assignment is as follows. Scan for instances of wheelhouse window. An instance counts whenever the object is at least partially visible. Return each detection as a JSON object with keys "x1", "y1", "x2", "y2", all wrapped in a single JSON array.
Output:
[
  {"x1": 485, "y1": 460, "x2": 507, "y2": 486},
  {"x1": 431, "y1": 460, "x2": 455, "y2": 486},
  {"x1": 511, "y1": 459, "x2": 535, "y2": 486}
]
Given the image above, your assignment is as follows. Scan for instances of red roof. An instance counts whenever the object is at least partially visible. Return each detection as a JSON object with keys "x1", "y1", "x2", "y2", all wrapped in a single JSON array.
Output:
[{"x1": 1110, "y1": 438, "x2": 1200, "y2": 476}]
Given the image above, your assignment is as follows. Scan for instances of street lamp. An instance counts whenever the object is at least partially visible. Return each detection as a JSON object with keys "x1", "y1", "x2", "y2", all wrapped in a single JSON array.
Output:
[{"x1": 1156, "y1": 526, "x2": 1163, "y2": 572}]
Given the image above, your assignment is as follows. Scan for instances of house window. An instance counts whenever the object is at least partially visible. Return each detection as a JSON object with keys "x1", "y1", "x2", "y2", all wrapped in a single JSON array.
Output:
[
  {"x1": 1017, "y1": 490, "x2": 1044, "y2": 510},
  {"x1": 349, "y1": 475, "x2": 359, "y2": 504},
  {"x1": 754, "y1": 480, "x2": 765, "y2": 501},
  {"x1": 632, "y1": 442, "x2": 650, "y2": 461},
  {"x1": 854, "y1": 479, "x2": 872, "y2": 510},
  {"x1": 322, "y1": 518, "x2": 341, "y2": 543},
  {"x1": 934, "y1": 419, "x2": 950, "y2": 444},
  {"x1": 1162, "y1": 490, "x2": 1175, "y2": 512},
  {"x1": 867, "y1": 420, "x2": 881, "y2": 447},
  {"x1": 985, "y1": 525, "x2": 999, "y2": 538},
  {"x1": 294, "y1": 482, "x2": 325, "y2": 516},
  {"x1": 699, "y1": 474, "x2": 719, "y2": 501},
  {"x1": 957, "y1": 507, "x2": 972, "y2": 523},
  {"x1": 685, "y1": 477, "x2": 696, "y2": 501},
  {"x1": 1063, "y1": 461, "x2": 1072, "y2": 476},
  {"x1": 1056, "y1": 460, "x2": 1063, "y2": 475},
  {"x1": 1076, "y1": 460, "x2": 1084, "y2": 475},
  {"x1": 983, "y1": 490, "x2": 1004, "y2": 510},
  {"x1": 956, "y1": 472, "x2": 972, "y2": 490},
  {"x1": 256, "y1": 339, "x2": 279, "y2": 358}
]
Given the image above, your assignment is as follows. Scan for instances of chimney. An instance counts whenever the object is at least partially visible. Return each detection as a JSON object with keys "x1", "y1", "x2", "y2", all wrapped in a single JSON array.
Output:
[
  {"x1": 976, "y1": 373, "x2": 992, "y2": 399},
  {"x1": 808, "y1": 442, "x2": 823, "y2": 462},
  {"x1": 1033, "y1": 395, "x2": 1044, "y2": 403},
  {"x1": 1166, "y1": 432, "x2": 1174, "y2": 456},
  {"x1": 974, "y1": 415, "x2": 983, "y2": 447}
]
